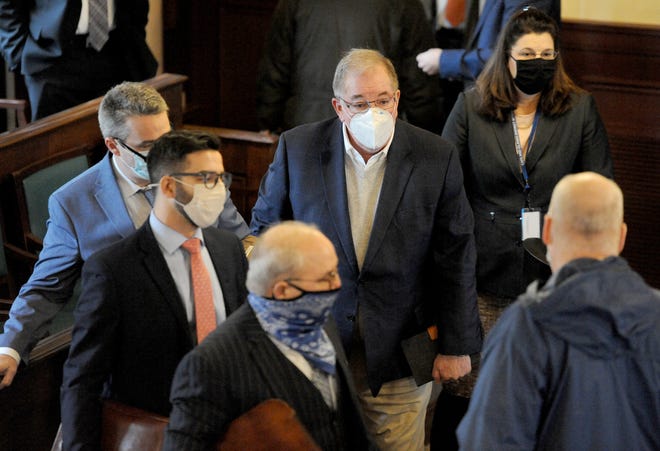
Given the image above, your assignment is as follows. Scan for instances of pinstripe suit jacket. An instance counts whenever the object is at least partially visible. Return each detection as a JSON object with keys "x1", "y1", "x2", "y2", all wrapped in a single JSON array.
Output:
[{"x1": 164, "y1": 303, "x2": 374, "y2": 451}]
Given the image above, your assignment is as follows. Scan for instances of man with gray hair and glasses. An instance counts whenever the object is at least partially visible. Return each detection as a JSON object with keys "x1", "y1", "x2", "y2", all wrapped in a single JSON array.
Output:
[
  {"x1": 252, "y1": 48, "x2": 482, "y2": 450},
  {"x1": 0, "y1": 82, "x2": 249, "y2": 389}
]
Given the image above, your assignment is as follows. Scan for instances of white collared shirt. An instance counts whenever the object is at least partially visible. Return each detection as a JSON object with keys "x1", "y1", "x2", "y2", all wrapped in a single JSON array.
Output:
[
  {"x1": 342, "y1": 124, "x2": 393, "y2": 269},
  {"x1": 149, "y1": 213, "x2": 227, "y2": 343},
  {"x1": 111, "y1": 156, "x2": 152, "y2": 228}
]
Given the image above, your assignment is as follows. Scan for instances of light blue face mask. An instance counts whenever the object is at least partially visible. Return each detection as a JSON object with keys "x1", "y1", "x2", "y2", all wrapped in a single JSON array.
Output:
[
  {"x1": 116, "y1": 138, "x2": 150, "y2": 181},
  {"x1": 131, "y1": 154, "x2": 149, "y2": 180}
]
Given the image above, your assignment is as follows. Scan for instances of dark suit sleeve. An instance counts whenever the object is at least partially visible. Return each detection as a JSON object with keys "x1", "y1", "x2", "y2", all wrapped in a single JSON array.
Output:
[
  {"x1": 60, "y1": 256, "x2": 121, "y2": 450},
  {"x1": 578, "y1": 94, "x2": 613, "y2": 178},
  {"x1": 431, "y1": 145, "x2": 482, "y2": 355},
  {"x1": 164, "y1": 345, "x2": 232, "y2": 450},
  {"x1": 442, "y1": 92, "x2": 469, "y2": 167},
  {"x1": 255, "y1": 0, "x2": 295, "y2": 132},
  {"x1": 250, "y1": 134, "x2": 294, "y2": 235},
  {"x1": 396, "y1": 0, "x2": 444, "y2": 133},
  {"x1": 0, "y1": 0, "x2": 28, "y2": 70}
]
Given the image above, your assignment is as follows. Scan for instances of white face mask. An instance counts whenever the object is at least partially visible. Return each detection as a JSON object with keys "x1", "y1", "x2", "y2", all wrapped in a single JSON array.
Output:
[
  {"x1": 174, "y1": 180, "x2": 226, "y2": 228},
  {"x1": 348, "y1": 108, "x2": 395, "y2": 153}
]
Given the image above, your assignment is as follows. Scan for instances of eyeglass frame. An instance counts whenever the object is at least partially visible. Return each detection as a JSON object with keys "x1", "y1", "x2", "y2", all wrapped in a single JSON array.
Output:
[
  {"x1": 285, "y1": 269, "x2": 339, "y2": 291},
  {"x1": 509, "y1": 49, "x2": 559, "y2": 61},
  {"x1": 169, "y1": 171, "x2": 232, "y2": 190},
  {"x1": 337, "y1": 95, "x2": 398, "y2": 114}
]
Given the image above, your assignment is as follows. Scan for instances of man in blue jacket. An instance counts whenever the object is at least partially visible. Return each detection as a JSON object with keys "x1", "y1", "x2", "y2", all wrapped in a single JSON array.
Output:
[
  {"x1": 0, "y1": 82, "x2": 250, "y2": 389},
  {"x1": 458, "y1": 172, "x2": 660, "y2": 450}
]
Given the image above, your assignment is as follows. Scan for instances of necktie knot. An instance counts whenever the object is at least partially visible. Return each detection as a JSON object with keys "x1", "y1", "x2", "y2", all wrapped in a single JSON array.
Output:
[{"x1": 181, "y1": 238, "x2": 202, "y2": 255}]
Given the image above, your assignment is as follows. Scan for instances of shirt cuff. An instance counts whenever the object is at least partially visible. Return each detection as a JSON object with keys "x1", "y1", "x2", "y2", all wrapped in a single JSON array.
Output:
[{"x1": 0, "y1": 347, "x2": 21, "y2": 364}]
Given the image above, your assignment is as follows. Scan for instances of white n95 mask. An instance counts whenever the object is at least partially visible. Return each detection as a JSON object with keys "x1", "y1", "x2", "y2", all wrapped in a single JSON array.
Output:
[{"x1": 348, "y1": 108, "x2": 395, "y2": 153}]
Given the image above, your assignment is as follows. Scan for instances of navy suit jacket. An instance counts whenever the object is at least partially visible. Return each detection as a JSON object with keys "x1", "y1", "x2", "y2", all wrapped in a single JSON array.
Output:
[
  {"x1": 164, "y1": 304, "x2": 374, "y2": 451},
  {"x1": 60, "y1": 220, "x2": 248, "y2": 450},
  {"x1": 439, "y1": 0, "x2": 560, "y2": 81},
  {"x1": 251, "y1": 118, "x2": 482, "y2": 394},
  {"x1": 0, "y1": 154, "x2": 249, "y2": 362},
  {"x1": 0, "y1": 0, "x2": 156, "y2": 77}
]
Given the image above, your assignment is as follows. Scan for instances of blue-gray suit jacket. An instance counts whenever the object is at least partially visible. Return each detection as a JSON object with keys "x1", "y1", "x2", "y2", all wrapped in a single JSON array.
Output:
[
  {"x1": 439, "y1": 0, "x2": 560, "y2": 81},
  {"x1": 0, "y1": 153, "x2": 249, "y2": 361},
  {"x1": 251, "y1": 118, "x2": 482, "y2": 394}
]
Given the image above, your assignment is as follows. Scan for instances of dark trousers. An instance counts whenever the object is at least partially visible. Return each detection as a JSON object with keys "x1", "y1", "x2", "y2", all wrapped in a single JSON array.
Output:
[{"x1": 430, "y1": 390, "x2": 470, "y2": 450}]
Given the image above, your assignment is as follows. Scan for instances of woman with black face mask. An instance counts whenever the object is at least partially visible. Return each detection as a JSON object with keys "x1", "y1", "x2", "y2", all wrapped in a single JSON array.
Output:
[{"x1": 433, "y1": 7, "x2": 613, "y2": 450}]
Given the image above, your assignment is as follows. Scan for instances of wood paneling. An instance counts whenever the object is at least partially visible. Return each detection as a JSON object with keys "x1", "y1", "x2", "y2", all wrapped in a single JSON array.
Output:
[
  {"x1": 562, "y1": 20, "x2": 660, "y2": 287},
  {"x1": 163, "y1": 0, "x2": 277, "y2": 129}
]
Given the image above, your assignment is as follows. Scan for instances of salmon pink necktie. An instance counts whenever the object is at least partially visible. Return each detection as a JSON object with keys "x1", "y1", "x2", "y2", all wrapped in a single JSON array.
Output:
[{"x1": 181, "y1": 238, "x2": 216, "y2": 343}]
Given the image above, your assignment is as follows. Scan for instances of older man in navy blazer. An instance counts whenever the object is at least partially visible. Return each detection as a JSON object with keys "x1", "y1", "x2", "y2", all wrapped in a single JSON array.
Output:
[{"x1": 251, "y1": 48, "x2": 482, "y2": 451}]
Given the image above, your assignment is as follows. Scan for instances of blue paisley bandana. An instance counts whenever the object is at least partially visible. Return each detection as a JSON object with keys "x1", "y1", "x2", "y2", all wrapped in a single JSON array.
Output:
[{"x1": 248, "y1": 289, "x2": 339, "y2": 374}]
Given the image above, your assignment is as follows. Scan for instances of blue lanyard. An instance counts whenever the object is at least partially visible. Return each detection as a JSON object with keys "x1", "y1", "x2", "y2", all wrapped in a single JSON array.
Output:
[{"x1": 511, "y1": 108, "x2": 540, "y2": 195}]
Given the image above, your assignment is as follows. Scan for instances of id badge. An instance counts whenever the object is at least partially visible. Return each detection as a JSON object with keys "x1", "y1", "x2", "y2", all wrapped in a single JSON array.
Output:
[{"x1": 521, "y1": 208, "x2": 542, "y2": 240}]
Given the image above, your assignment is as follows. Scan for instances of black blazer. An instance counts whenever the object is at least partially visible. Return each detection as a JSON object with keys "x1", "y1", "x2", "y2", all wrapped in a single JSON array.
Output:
[
  {"x1": 0, "y1": 0, "x2": 156, "y2": 78},
  {"x1": 164, "y1": 303, "x2": 375, "y2": 451},
  {"x1": 60, "y1": 221, "x2": 248, "y2": 450},
  {"x1": 443, "y1": 89, "x2": 613, "y2": 297}
]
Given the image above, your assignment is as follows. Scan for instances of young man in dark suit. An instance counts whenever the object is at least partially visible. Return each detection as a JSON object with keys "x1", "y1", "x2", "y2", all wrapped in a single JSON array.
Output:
[
  {"x1": 165, "y1": 221, "x2": 374, "y2": 450},
  {"x1": 60, "y1": 131, "x2": 248, "y2": 450}
]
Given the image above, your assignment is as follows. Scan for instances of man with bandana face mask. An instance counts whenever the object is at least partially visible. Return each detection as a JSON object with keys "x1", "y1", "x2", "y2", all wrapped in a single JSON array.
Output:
[
  {"x1": 60, "y1": 130, "x2": 249, "y2": 450},
  {"x1": 252, "y1": 49, "x2": 482, "y2": 451},
  {"x1": 164, "y1": 221, "x2": 375, "y2": 450}
]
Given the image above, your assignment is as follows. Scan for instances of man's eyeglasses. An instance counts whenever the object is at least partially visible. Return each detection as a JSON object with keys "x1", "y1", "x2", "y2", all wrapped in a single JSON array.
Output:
[
  {"x1": 510, "y1": 49, "x2": 558, "y2": 61},
  {"x1": 286, "y1": 270, "x2": 339, "y2": 290},
  {"x1": 338, "y1": 96, "x2": 396, "y2": 114},
  {"x1": 170, "y1": 171, "x2": 232, "y2": 189},
  {"x1": 114, "y1": 138, "x2": 150, "y2": 161}
]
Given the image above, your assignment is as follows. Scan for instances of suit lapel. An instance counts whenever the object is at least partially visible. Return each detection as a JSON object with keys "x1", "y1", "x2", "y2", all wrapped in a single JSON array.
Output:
[
  {"x1": 466, "y1": 0, "x2": 496, "y2": 48},
  {"x1": 524, "y1": 115, "x2": 559, "y2": 173},
  {"x1": 137, "y1": 222, "x2": 193, "y2": 346},
  {"x1": 361, "y1": 124, "x2": 413, "y2": 271},
  {"x1": 94, "y1": 154, "x2": 137, "y2": 238},
  {"x1": 321, "y1": 121, "x2": 359, "y2": 271},
  {"x1": 204, "y1": 230, "x2": 243, "y2": 315},
  {"x1": 492, "y1": 119, "x2": 528, "y2": 190}
]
